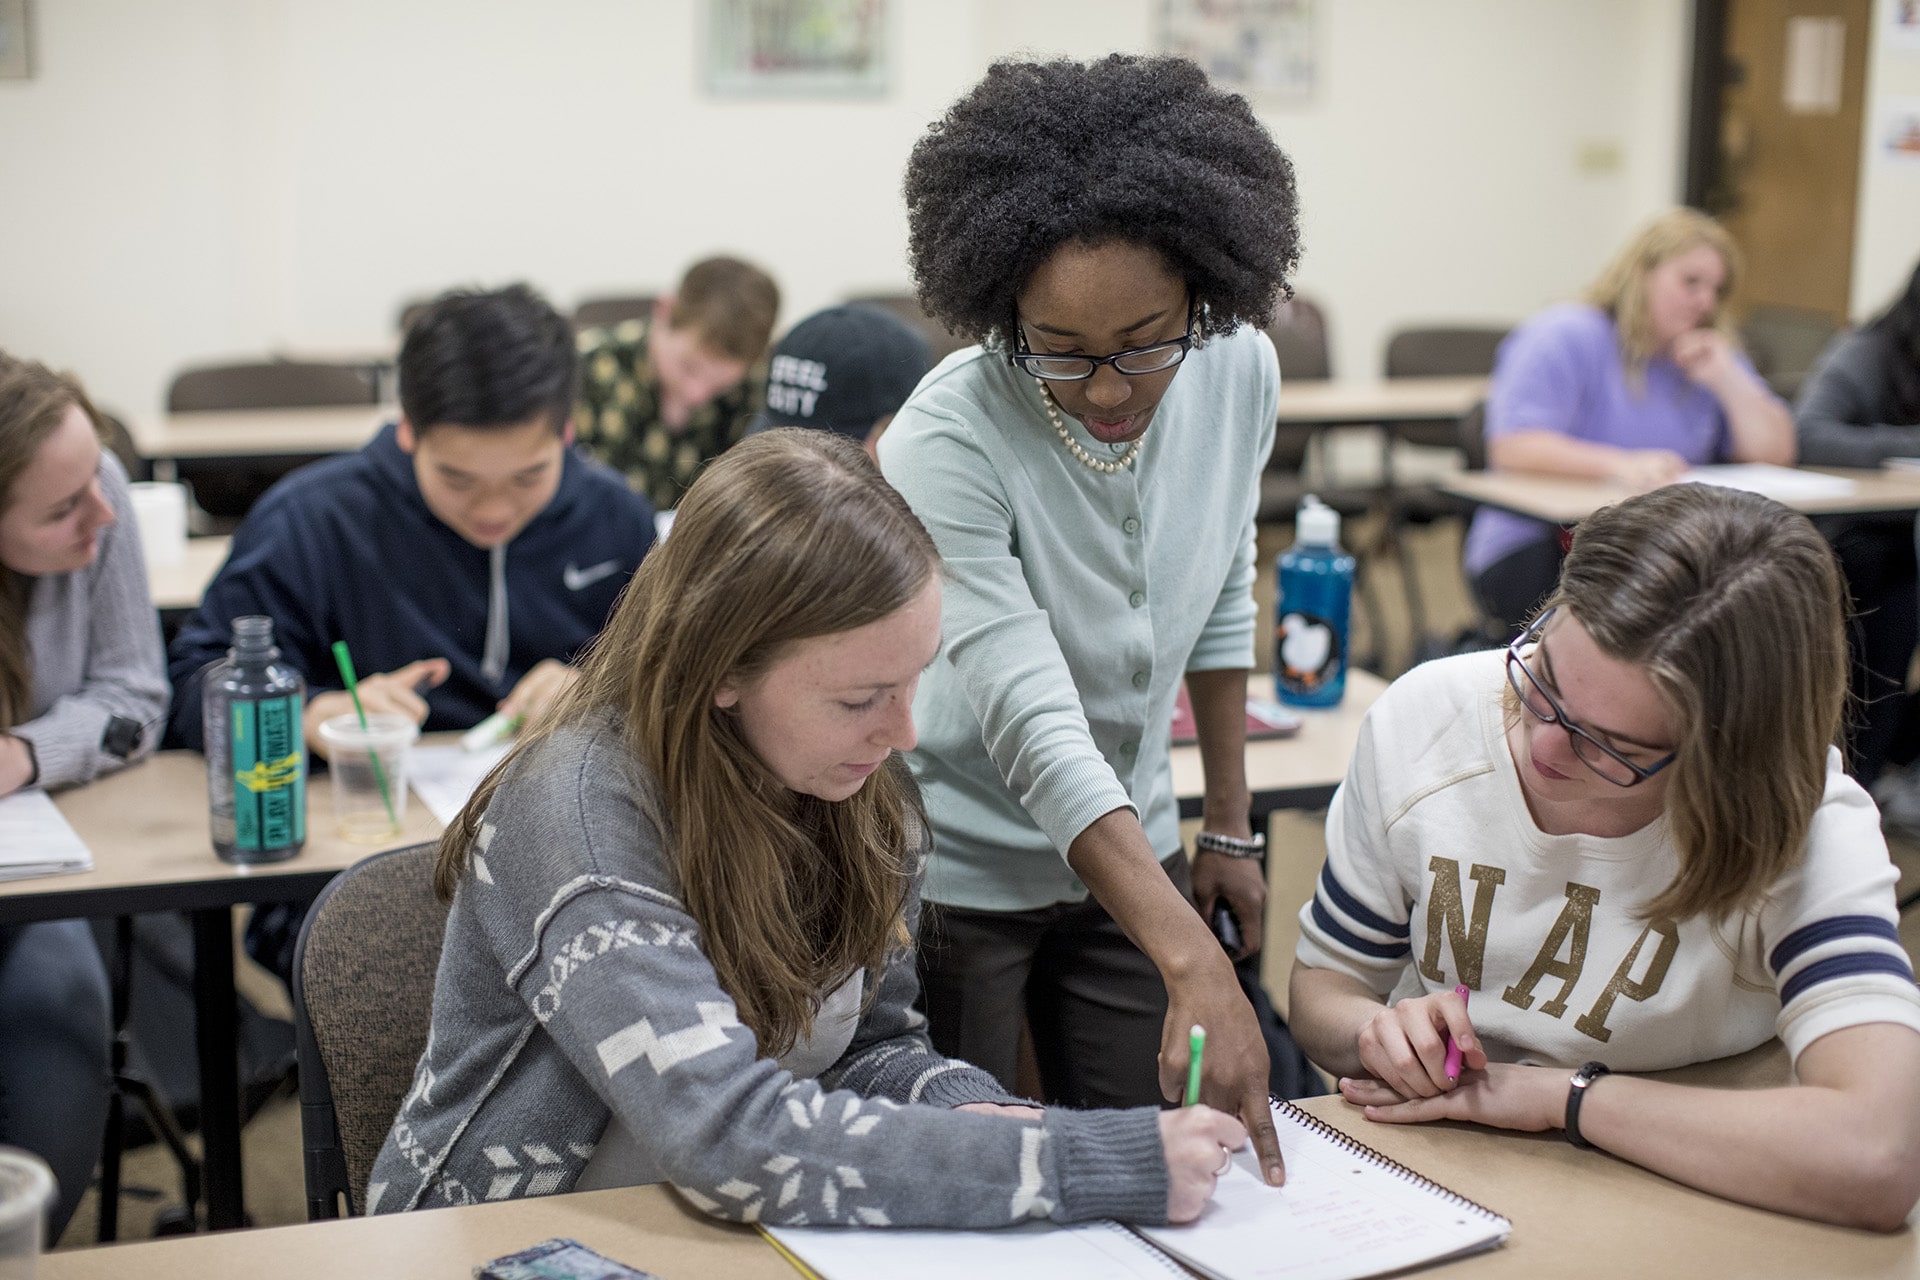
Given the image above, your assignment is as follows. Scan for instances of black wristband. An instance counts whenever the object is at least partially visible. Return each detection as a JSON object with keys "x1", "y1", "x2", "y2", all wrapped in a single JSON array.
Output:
[{"x1": 1565, "y1": 1060, "x2": 1611, "y2": 1149}]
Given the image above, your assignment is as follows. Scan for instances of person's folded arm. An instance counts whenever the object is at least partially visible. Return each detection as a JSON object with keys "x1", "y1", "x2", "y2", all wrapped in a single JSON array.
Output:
[{"x1": 1793, "y1": 332, "x2": 1920, "y2": 467}]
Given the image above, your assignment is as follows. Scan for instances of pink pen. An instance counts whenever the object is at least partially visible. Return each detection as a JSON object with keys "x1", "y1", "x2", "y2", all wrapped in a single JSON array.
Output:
[{"x1": 1443, "y1": 984, "x2": 1470, "y2": 1080}]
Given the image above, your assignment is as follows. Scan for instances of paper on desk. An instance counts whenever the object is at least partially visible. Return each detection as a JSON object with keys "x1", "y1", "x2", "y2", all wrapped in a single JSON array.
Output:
[
  {"x1": 0, "y1": 789, "x2": 94, "y2": 880},
  {"x1": 409, "y1": 743, "x2": 512, "y2": 826},
  {"x1": 1680, "y1": 464, "x2": 1857, "y2": 501}
]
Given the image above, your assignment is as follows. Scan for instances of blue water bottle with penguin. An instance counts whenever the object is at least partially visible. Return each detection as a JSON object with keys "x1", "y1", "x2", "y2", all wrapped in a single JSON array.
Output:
[{"x1": 1275, "y1": 495, "x2": 1354, "y2": 707}]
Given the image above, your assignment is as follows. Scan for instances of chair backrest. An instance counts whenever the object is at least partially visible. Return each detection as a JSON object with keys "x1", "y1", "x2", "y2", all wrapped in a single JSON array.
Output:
[
  {"x1": 842, "y1": 291, "x2": 971, "y2": 360},
  {"x1": 573, "y1": 294, "x2": 660, "y2": 332},
  {"x1": 1265, "y1": 295, "x2": 1332, "y2": 383},
  {"x1": 1740, "y1": 305, "x2": 1842, "y2": 401},
  {"x1": 293, "y1": 842, "x2": 449, "y2": 1218},
  {"x1": 1383, "y1": 325, "x2": 1510, "y2": 380},
  {"x1": 166, "y1": 361, "x2": 379, "y2": 412},
  {"x1": 1459, "y1": 400, "x2": 1489, "y2": 472}
]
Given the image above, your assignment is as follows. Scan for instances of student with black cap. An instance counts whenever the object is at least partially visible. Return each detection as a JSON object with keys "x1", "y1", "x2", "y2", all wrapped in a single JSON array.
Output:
[{"x1": 749, "y1": 305, "x2": 933, "y2": 459}]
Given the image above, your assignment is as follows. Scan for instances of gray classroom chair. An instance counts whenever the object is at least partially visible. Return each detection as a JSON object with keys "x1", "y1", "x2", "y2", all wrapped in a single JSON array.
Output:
[
  {"x1": 292, "y1": 842, "x2": 449, "y2": 1219},
  {"x1": 842, "y1": 292, "x2": 971, "y2": 361},
  {"x1": 573, "y1": 294, "x2": 661, "y2": 333}
]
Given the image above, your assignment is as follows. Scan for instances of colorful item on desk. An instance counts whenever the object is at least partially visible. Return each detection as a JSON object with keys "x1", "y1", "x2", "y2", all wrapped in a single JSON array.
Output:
[
  {"x1": 330, "y1": 640, "x2": 398, "y2": 829},
  {"x1": 1168, "y1": 682, "x2": 1302, "y2": 744},
  {"x1": 475, "y1": 1237, "x2": 662, "y2": 1280},
  {"x1": 1444, "y1": 984, "x2": 1470, "y2": 1081},
  {"x1": 1185, "y1": 1024, "x2": 1207, "y2": 1107},
  {"x1": 462, "y1": 709, "x2": 524, "y2": 753}
]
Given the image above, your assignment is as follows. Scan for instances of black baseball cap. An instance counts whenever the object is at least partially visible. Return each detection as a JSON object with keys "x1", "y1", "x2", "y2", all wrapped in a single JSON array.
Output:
[{"x1": 749, "y1": 305, "x2": 934, "y2": 441}]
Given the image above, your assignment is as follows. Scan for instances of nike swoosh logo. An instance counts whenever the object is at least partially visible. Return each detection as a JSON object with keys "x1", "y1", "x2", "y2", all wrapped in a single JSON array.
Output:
[{"x1": 563, "y1": 559, "x2": 622, "y2": 591}]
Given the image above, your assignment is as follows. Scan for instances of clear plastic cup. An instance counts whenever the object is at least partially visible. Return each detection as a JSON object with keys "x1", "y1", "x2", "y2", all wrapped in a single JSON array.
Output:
[
  {"x1": 0, "y1": 1147, "x2": 54, "y2": 1280},
  {"x1": 317, "y1": 713, "x2": 418, "y2": 843}
]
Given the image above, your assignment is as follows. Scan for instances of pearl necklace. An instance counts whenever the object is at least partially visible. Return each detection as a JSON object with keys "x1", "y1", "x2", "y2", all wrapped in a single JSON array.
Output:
[{"x1": 1035, "y1": 380, "x2": 1140, "y2": 474}]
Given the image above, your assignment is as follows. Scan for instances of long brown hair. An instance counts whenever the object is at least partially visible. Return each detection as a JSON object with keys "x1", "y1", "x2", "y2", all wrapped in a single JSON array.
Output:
[
  {"x1": 437, "y1": 429, "x2": 940, "y2": 1057},
  {"x1": 0, "y1": 353, "x2": 105, "y2": 731},
  {"x1": 1583, "y1": 207, "x2": 1742, "y2": 385},
  {"x1": 1542, "y1": 484, "x2": 1848, "y2": 922}
]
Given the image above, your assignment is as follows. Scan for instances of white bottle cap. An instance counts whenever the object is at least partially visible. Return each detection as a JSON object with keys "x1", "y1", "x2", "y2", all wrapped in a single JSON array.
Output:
[{"x1": 1297, "y1": 494, "x2": 1340, "y2": 546}]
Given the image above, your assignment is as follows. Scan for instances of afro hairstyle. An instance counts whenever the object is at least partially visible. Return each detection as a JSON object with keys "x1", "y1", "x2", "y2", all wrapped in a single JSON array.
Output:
[{"x1": 904, "y1": 54, "x2": 1300, "y2": 351}]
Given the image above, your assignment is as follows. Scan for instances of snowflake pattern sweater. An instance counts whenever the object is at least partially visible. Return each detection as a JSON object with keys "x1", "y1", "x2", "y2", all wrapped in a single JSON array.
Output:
[{"x1": 366, "y1": 711, "x2": 1170, "y2": 1226}]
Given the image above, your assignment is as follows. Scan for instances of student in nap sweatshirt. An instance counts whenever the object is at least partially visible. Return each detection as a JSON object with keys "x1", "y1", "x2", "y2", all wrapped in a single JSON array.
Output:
[
  {"x1": 1289, "y1": 483, "x2": 1920, "y2": 1231},
  {"x1": 367, "y1": 430, "x2": 1247, "y2": 1227}
]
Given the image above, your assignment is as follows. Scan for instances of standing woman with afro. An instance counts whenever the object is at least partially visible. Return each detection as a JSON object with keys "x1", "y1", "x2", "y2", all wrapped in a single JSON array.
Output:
[{"x1": 879, "y1": 54, "x2": 1299, "y2": 1185}]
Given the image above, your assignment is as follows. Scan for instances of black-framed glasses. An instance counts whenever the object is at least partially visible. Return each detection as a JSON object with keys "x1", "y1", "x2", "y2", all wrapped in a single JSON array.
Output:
[
  {"x1": 1011, "y1": 313, "x2": 1196, "y2": 382},
  {"x1": 1505, "y1": 608, "x2": 1677, "y2": 788}
]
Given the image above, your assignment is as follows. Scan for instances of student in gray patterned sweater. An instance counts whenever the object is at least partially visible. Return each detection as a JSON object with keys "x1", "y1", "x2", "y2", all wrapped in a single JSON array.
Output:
[{"x1": 368, "y1": 429, "x2": 1245, "y2": 1226}]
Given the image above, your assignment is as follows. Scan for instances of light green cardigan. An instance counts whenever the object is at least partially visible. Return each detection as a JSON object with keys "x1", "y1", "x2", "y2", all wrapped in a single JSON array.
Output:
[{"x1": 878, "y1": 326, "x2": 1278, "y2": 912}]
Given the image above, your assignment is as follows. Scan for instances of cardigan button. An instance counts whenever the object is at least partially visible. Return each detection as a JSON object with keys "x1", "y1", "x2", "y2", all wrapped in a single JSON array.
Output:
[
  {"x1": 1128, "y1": 590, "x2": 1146, "y2": 608},
  {"x1": 1132, "y1": 671, "x2": 1149, "y2": 690},
  {"x1": 1122, "y1": 516, "x2": 1140, "y2": 535},
  {"x1": 1119, "y1": 739, "x2": 1138, "y2": 757}
]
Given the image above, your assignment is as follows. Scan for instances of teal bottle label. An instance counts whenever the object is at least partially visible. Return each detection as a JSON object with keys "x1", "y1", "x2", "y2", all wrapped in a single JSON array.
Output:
[{"x1": 230, "y1": 695, "x2": 305, "y2": 851}]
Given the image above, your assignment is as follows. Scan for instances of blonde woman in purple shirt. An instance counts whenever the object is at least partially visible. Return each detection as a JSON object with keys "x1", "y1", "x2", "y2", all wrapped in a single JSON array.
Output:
[{"x1": 1463, "y1": 208, "x2": 1794, "y2": 631}]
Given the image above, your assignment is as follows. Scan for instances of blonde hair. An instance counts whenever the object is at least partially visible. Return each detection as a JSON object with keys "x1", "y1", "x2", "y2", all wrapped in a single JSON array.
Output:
[
  {"x1": 1539, "y1": 484, "x2": 1847, "y2": 922},
  {"x1": 669, "y1": 256, "x2": 781, "y2": 363},
  {"x1": 0, "y1": 353, "x2": 104, "y2": 730},
  {"x1": 437, "y1": 429, "x2": 939, "y2": 1057},
  {"x1": 1583, "y1": 207, "x2": 1741, "y2": 382}
]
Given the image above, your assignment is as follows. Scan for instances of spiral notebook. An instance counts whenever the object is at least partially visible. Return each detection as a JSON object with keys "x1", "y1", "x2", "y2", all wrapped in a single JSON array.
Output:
[{"x1": 763, "y1": 1099, "x2": 1509, "y2": 1280}]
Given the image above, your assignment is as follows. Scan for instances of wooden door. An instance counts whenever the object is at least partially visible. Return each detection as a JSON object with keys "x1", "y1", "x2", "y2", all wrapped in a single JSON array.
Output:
[{"x1": 1712, "y1": 0, "x2": 1870, "y2": 321}]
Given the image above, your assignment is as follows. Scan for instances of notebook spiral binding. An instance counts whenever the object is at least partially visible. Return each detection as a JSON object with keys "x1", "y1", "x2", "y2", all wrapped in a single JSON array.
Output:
[{"x1": 1273, "y1": 1097, "x2": 1510, "y2": 1225}]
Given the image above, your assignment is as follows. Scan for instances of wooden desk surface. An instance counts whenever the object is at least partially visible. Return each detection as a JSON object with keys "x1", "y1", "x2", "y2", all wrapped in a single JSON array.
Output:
[
  {"x1": 128, "y1": 405, "x2": 390, "y2": 461},
  {"x1": 43, "y1": 1044, "x2": 1917, "y2": 1280},
  {"x1": 0, "y1": 750, "x2": 440, "y2": 922},
  {"x1": 1441, "y1": 466, "x2": 1920, "y2": 523},
  {"x1": 147, "y1": 536, "x2": 231, "y2": 612},
  {"x1": 1275, "y1": 376, "x2": 1487, "y2": 425},
  {"x1": 1171, "y1": 670, "x2": 1386, "y2": 815}
]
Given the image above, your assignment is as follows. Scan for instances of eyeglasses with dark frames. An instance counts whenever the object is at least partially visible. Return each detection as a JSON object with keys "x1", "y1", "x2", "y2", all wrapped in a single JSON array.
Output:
[
  {"x1": 1505, "y1": 608, "x2": 1677, "y2": 788},
  {"x1": 1011, "y1": 309, "x2": 1196, "y2": 382}
]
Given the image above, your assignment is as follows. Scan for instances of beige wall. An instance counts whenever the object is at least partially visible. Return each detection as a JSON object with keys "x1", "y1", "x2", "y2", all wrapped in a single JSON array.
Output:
[
  {"x1": 1, "y1": 0, "x2": 1696, "y2": 421},
  {"x1": 1852, "y1": 0, "x2": 1920, "y2": 319}
]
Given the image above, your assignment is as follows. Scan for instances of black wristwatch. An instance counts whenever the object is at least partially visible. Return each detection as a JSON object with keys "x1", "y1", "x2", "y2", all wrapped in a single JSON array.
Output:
[{"x1": 1565, "y1": 1060, "x2": 1611, "y2": 1149}]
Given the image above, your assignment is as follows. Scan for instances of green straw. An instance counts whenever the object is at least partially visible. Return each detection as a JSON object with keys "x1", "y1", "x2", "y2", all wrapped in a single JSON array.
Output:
[{"x1": 330, "y1": 640, "x2": 398, "y2": 829}]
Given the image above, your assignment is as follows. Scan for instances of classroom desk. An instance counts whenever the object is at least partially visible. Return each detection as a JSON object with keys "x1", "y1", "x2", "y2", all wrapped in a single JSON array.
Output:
[
  {"x1": 146, "y1": 537, "x2": 231, "y2": 613},
  {"x1": 1273, "y1": 375, "x2": 1487, "y2": 425},
  {"x1": 43, "y1": 1045, "x2": 1917, "y2": 1280},
  {"x1": 0, "y1": 755, "x2": 439, "y2": 1232},
  {"x1": 1171, "y1": 671, "x2": 1386, "y2": 818},
  {"x1": 128, "y1": 406, "x2": 390, "y2": 478},
  {"x1": 16, "y1": 674, "x2": 1382, "y2": 1238},
  {"x1": 1440, "y1": 466, "x2": 1920, "y2": 525}
]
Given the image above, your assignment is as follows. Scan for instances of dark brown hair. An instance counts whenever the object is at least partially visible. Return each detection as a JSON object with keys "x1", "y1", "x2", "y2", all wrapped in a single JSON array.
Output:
[
  {"x1": 437, "y1": 429, "x2": 938, "y2": 1056},
  {"x1": 0, "y1": 353, "x2": 104, "y2": 730},
  {"x1": 1544, "y1": 484, "x2": 1847, "y2": 921}
]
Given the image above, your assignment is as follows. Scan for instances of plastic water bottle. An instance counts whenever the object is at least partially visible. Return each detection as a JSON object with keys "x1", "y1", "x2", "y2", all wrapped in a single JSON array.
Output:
[
  {"x1": 1275, "y1": 495, "x2": 1355, "y2": 707},
  {"x1": 203, "y1": 615, "x2": 307, "y2": 864}
]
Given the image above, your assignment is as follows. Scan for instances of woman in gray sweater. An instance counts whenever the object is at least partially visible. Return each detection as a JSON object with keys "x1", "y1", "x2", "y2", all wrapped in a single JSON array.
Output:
[
  {"x1": 368, "y1": 429, "x2": 1245, "y2": 1227},
  {"x1": 1794, "y1": 259, "x2": 1920, "y2": 787},
  {"x1": 0, "y1": 353, "x2": 169, "y2": 1237}
]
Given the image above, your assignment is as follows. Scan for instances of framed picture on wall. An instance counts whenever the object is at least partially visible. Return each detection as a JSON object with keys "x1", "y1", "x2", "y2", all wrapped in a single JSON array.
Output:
[
  {"x1": 0, "y1": 0, "x2": 31, "y2": 80},
  {"x1": 1159, "y1": 0, "x2": 1315, "y2": 102},
  {"x1": 705, "y1": 0, "x2": 887, "y2": 97}
]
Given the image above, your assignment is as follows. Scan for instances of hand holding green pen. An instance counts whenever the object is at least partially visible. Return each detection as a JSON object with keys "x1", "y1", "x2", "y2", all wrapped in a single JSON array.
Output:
[{"x1": 1185, "y1": 1024, "x2": 1207, "y2": 1107}]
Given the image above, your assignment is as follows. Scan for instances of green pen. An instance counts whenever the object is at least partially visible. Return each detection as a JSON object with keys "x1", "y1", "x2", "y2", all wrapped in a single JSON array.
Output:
[
  {"x1": 1184, "y1": 1024, "x2": 1206, "y2": 1107},
  {"x1": 330, "y1": 640, "x2": 399, "y2": 828}
]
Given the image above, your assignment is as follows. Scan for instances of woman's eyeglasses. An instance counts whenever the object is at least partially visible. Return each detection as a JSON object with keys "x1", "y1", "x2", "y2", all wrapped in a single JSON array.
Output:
[
  {"x1": 1506, "y1": 608, "x2": 1677, "y2": 788},
  {"x1": 1011, "y1": 313, "x2": 1195, "y2": 382}
]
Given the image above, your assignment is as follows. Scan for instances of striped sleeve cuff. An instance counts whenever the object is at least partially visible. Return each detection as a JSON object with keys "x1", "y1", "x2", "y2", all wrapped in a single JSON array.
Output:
[
  {"x1": 1294, "y1": 864, "x2": 1412, "y2": 993},
  {"x1": 1769, "y1": 914, "x2": 1920, "y2": 1059}
]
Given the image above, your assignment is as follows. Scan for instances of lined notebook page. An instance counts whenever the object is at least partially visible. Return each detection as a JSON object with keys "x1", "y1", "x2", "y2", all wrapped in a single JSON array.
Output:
[
  {"x1": 1133, "y1": 1102, "x2": 1509, "y2": 1280},
  {"x1": 764, "y1": 1219, "x2": 1180, "y2": 1280}
]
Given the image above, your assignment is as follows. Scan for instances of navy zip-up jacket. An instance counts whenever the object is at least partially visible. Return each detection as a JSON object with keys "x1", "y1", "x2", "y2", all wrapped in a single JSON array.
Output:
[{"x1": 165, "y1": 423, "x2": 655, "y2": 750}]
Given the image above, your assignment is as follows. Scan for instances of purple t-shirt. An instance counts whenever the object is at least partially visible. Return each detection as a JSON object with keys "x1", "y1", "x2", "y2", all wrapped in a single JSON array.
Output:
[{"x1": 1462, "y1": 303, "x2": 1745, "y2": 575}]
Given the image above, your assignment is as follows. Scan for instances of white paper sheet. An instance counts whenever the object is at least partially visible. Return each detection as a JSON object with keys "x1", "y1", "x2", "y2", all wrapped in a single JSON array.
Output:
[
  {"x1": 1679, "y1": 464, "x2": 1858, "y2": 501},
  {"x1": 0, "y1": 789, "x2": 94, "y2": 880},
  {"x1": 407, "y1": 743, "x2": 511, "y2": 827}
]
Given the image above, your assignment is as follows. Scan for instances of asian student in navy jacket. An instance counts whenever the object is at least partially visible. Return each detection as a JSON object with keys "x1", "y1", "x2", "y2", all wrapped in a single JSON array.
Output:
[{"x1": 166, "y1": 284, "x2": 656, "y2": 757}]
